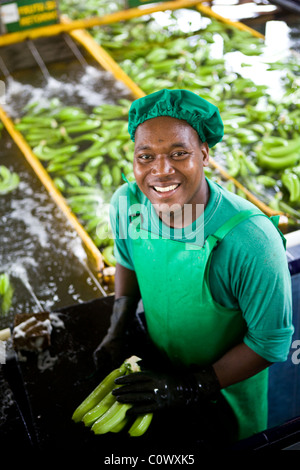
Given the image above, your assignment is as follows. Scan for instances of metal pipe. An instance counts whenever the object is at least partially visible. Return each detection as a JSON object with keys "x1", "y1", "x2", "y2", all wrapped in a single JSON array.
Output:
[
  {"x1": 0, "y1": 54, "x2": 11, "y2": 80},
  {"x1": 26, "y1": 39, "x2": 51, "y2": 81},
  {"x1": 62, "y1": 33, "x2": 89, "y2": 69},
  {"x1": 67, "y1": 27, "x2": 145, "y2": 99}
]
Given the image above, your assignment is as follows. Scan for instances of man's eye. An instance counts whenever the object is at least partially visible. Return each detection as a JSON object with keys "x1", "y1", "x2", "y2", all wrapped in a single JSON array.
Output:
[
  {"x1": 138, "y1": 154, "x2": 152, "y2": 161},
  {"x1": 172, "y1": 151, "x2": 187, "y2": 159}
]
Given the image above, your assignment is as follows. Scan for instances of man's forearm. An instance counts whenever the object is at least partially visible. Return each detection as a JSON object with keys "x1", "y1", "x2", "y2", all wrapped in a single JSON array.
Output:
[
  {"x1": 213, "y1": 342, "x2": 272, "y2": 389},
  {"x1": 114, "y1": 263, "x2": 140, "y2": 300}
]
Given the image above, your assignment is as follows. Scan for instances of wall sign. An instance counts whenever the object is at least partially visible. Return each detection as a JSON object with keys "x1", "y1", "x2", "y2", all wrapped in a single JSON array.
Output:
[{"x1": 0, "y1": 0, "x2": 58, "y2": 33}]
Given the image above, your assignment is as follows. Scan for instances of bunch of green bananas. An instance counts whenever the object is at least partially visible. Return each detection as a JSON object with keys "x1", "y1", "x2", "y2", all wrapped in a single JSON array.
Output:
[
  {"x1": 0, "y1": 165, "x2": 20, "y2": 195},
  {"x1": 15, "y1": 99, "x2": 135, "y2": 259},
  {"x1": 0, "y1": 273, "x2": 14, "y2": 316},
  {"x1": 72, "y1": 355, "x2": 153, "y2": 437},
  {"x1": 256, "y1": 137, "x2": 300, "y2": 171}
]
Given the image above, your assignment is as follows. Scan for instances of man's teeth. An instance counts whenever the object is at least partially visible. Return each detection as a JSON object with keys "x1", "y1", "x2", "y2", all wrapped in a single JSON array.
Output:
[{"x1": 154, "y1": 184, "x2": 179, "y2": 193}]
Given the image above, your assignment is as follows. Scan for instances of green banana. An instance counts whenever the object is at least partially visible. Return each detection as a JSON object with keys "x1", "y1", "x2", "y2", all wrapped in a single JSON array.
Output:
[
  {"x1": 61, "y1": 119, "x2": 101, "y2": 134},
  {"x1": 100, "y1": 164, "x2": 113, "y2": 188},
  {"x1": 225, "y1": 152, "x2": 240, "y2": 177},
  {"x1": 55, "y1": 106, "x2": 88, "y2": 121},
  {"x1": 93, "y1": 104, "x2": 128, "y2": 119},
  {"x1": 0, "y1": 273, "x2": 10, "y2": 296},
  {"x1": 257, "y1": 152, "x2": 300, "y2": 170},
  {"x1": 0, "y1": 166, "x2": 20, "y2": 194},
  {"x1": 53, "y1": 177, "x2": 66, "y2": 192},
  {"x1": 72, "y1": 363, "x2": 127, "y2": 423},
  {"x1": 256, "y1": 175, "x2": 277, "y2": 187},
  {"x1": 85, "y1": 215, "x2": 106, "y2": 233},
  {"x1": 64, "y1": 174, "x2": 82, "y2": 187},
  {"x1": 82, "y1": 390, "x2": 117, "y2": 427},
  {"x1": 105, "y1": 141, "x2": 124, "y2": 160},
  {"x1": 75, "y1": 171, "x2": 96, "y2": 185},
  {"x1": 111, "y1": 165, "x2": 122, "y2": 186},
  {"x1": 85, "y1": 156, "x2": 104, "y2": 169},
  {"x1": 278, "y1": 200, "x2": 300, "y2": 219},
  {"x1": 16, "y1": 116, "x2": 57, "y2": 127},
  {"x1": 240, "y1": 154, "x2": 259, "y2": 174},
  {"x1": 46, "y1": 162, "x2": 66, "y2": 173},
  {"x1": 0, "y1": 273, "x2": 13, "y2": 315},
  {"x1": 91, "y1": 401, "x2": 132, "y2": 435},
  {"x1": 71, "y1": 132, "x2": 104, "y2": 144},
  {"x1": 261, "y1": 137, "x2": 300, "y2": 158},
  {"x1": 66, "y1": 186, "x2": 104, "y2": 195},
  {"x1": 128, "y1": 413, "x2": 153, "y2": 437},
  {"x1": 282, "y1": 171, "x2": 300, "y2": 203},
  {"x1": 102, "y1": 245, "x2": 116, "y2": 266},
  {"x1": 33, "y1": 143, "x2": 78, "y2": 161},
  {"x1": 145, "y1": 47, "x2": 168, "y2": 63},
  {"x1": 110, "y1": 417, "x2": 129, "y2": 433},
  {"x1": 67, "y1": 193, "x2": 104, "y2": 204},
  {"x1": 1, "y1": 284, "x2": 13, "y2": 315}
]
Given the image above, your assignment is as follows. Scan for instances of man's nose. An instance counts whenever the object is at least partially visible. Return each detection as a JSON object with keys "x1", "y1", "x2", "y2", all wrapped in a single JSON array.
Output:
[{"x1": 151, "y1": 156, "x2": 175, "y2": 176}]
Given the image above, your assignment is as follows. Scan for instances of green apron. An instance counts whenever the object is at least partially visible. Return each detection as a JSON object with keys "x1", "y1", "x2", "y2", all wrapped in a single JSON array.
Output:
[{"x1": 127, "y1": 185, "x2": 283, "y2": 440}]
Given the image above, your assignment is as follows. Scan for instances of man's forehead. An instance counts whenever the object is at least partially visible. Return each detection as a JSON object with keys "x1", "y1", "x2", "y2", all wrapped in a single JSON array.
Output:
[{"x1": 135, "y1": 117, "x2": 198, "y2": 139}]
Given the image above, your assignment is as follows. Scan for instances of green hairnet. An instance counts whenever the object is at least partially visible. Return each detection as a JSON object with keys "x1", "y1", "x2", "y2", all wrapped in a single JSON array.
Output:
[{"x1": 128, "y1": 89, "x2": 224, "y2": 148}]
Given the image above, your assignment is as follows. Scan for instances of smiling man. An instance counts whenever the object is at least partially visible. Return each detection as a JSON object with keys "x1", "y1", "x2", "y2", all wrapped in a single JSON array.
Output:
[
  {"x1": 94, "y1": 89, "x2": 293, "y2": 445},
  {"x1": 133, "y1": 115, "x2": 209, "y2": 230}
]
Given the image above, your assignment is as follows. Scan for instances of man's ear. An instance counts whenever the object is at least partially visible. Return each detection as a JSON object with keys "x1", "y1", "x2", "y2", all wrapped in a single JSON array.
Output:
[{"x1": 201, "y1": 142, "x2": 210, "y2": 166}]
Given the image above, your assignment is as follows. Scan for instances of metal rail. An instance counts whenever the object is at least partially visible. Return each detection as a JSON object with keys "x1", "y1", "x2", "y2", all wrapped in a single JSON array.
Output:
[{"x1": 0, "y1": 0, "x2": 263, "y2": 47}]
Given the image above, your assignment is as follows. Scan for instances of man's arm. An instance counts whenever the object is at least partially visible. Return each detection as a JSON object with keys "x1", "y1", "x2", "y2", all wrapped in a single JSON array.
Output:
[
  {"x1": 93, "y1": 264, "x2": 140, "y2": 368},
  {"x1": 212, "y1": 342, "x2": 271, "y2": 389},
  {"x1": 114, "y1": 263, "x2": 140, "y2": 300}
]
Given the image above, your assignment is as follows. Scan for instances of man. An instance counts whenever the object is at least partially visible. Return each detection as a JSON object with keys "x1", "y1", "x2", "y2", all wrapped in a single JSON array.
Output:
[{"x1": 94, "y1": 89, "x2": 293, "y2": 445}]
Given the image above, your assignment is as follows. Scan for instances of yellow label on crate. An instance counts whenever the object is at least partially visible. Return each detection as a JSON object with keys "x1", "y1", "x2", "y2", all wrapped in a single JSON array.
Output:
[{"x1": 0, "y1": 0, "x2": 58, "y2": 33}]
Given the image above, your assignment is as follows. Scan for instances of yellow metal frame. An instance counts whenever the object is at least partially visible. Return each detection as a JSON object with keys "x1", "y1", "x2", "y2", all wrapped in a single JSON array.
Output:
[{"x1": 0, "y1": 0, "x2": 264, "y2": 46}]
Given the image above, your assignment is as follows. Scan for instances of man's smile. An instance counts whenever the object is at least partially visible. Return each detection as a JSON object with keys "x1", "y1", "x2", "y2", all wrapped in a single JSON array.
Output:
[{"x1": 152, "y1": 183, "x2": 180, "y2": 193}]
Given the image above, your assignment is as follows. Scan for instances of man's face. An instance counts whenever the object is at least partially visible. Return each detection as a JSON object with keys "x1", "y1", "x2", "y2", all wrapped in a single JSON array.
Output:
[{"x1": 133, "y1": 116, "x2": 210, "y2": 226}]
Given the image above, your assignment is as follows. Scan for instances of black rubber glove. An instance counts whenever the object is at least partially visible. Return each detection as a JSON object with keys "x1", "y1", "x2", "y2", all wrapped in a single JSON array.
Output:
[
  {"x1": 112, "y1": 366, "x2": 220, "y2": 415},
  {"x1": 93, "y1": 296, "x2": 138, "y2": 370}
]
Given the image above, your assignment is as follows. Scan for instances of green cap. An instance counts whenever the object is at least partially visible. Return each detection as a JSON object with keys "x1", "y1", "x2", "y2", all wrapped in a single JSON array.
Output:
[{"x1": 128, "y1": 89, "x2": 224, "y2": 148}]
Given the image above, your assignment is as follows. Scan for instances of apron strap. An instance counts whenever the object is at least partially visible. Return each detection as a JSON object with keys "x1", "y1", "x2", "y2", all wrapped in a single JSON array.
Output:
[{"x1": 206, "y1": 209, "x2": 286, "y2": 251}]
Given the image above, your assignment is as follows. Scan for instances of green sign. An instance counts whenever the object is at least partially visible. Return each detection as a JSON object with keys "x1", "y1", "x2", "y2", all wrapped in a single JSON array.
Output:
[{"x1": 0, "y1": 0, "x2": 58, "y2": 33}]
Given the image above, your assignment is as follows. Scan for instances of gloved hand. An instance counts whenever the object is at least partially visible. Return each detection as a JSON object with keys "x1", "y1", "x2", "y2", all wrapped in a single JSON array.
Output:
[
  {"x1": 93, "y1": 296, "x2": 138, "y2": 370},
  {"x1": 112, "y1": 366, "x2": 220, "y2": 415}
]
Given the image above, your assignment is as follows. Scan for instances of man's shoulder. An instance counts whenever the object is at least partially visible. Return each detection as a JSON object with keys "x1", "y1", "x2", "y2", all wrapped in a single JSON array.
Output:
[
  {"x1": 208, "y1": 179, "x2": 284, "y2": 247},
  {"x1": 110, "y1": 181, "x2": 149, "y2": 212},
  {"x1": 111, "y1": 181, "x2": 129, "y2": 204}
]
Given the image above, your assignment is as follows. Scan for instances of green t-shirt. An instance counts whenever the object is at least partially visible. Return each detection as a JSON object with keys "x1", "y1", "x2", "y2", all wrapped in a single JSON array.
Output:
[{"x1": 109, "y1": 177, "x2": 294, "y2": 363}]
